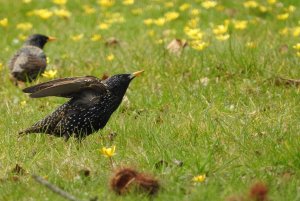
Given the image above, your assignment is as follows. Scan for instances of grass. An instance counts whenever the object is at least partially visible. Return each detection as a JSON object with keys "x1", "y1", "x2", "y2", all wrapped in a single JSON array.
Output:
[{"x1": 0, "y1": 0, "x2": 300, "y2": 200}]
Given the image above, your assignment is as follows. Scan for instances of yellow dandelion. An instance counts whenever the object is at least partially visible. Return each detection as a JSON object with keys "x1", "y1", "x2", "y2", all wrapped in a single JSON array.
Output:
[
  {"x1": 123, "y1": 0, "x2": 134, "y2": 5},
  {"x1": 246, "y1": 41, "x2": 256, "y2": 48},
  {"x1": 91, "y1": 34, "x2": 101, "y2": 41},
  {"x1": 233, "y1": 20, "x2": 248, "y2": 30},
  {"x1": 98, "y1": 0, "x2": 115, "y2": 7},
  {"x1": 42, "y1": 69, "x2": 57, "y2": 79},
  {"x1": 131, "y1": 8, "x2": 142, "y2": 15},
  {"x1": 179, "y1": 3, "x2": 190, "y2": 11},
  {"x1": 297, "y1": 52, "x2": 300, "y2": 57},
  {"x1": 154, "y1": 18, "x2": 166, "y2": 26},
  {"x1": 292, "y1": 27, "x2": 300, "y2": 37},
  {"x1": 98, "y1": 23, "x2": 110, "y2": 30},
  {"x1": 277, "y1": 13, "x2": 289, "y2": 20},
  {"x1": 293, "y1": 43, "x2": 300, "y2": 50},
  {"x1": 164, "y1": 12, "x2": 179, "y2": 22},
  {"x1": 190, "y1": 9, "x2": 200, "y2": 16},
  {"x1": 82, "y1": 5, "x2": 96, "y2": 14},
  {"x1": 22, "y1": 0, "x2": 32, "y2": 3},
  {"x1": 20, "y1": 100, "x2": 27, "y2": 107},
  {"x1": 287, "y1": 5, "x2": 296, "y2": 13},
  {"x1": 243, "y1": 1, "x2": 258, "y2": 8},
  {"x1": 202, "y1": 1, "x2": 217, "y2": 9},
  {"x1": 215, "y1": 34, "x2": 230, "y2": 41},
  {"x1": 52, "y1": 0, "x2": 67, "y2": 5},
  {"x1": 190, "y1": 40, "x2": 209, "y2": 51},
  {"x1": 144, "y1": 18, "x2": 153, "y2": 26},
  {"x1": 54, "y1": 9, "x2": 71, "y2": 18},
  {"x1": 0, "y1": 18, "x2": 8, "y2": 27},
  {"x1": 279, "y1": 27, "x2": 289, "y2": 36},
  {"x1": 259, "y1": 6, "x2": 268, "y2": 13},
  {"x1": 100, "y1": 145, "x2": 116, "y2": 158},
  {"x1": 46, "y1": 57, "x2": 50, "y2": 64},
  {"x1": 0, "y1": 62, "x2": 3, "y2": 71},
  {"x1": 192, "y1": 174, "x2": 206, "y2": 183},
  {"x1": 16, "y1": 22, "x2": 32, "y2": 31},
  {"x1": 18, "y1": 34, "x2": 27, "y2": 41},
  {"x1": 32, "y1": 9, "x2": 53, "y2": 19},
  {"x1": 267, "y1": 0, "x2": 276, "y2": 4},
  {"x1": 71, "y1": 34, "x2": 84, "y2": 41},
  {"x1": 107, "y1": 53, "x2": 114, "y2": 61},
  {"x1": 213, "y1": 24, "x2": 228, "y2": 35},
  {"x1": 187, "y1": 18, "x2": 200, "y2": 28},
  {"x1": 185, "y1": 28, "x2": 204, "y2": 40}
]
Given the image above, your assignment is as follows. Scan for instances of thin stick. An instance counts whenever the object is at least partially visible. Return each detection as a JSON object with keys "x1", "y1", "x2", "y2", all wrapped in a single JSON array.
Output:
[{"x1": 32, "y1": 174, "x2": 83, "y2": 201}]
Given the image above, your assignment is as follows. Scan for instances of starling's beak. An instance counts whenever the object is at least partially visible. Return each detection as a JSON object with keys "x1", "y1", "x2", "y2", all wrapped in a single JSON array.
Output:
[
  {"x1": 129, "y1": 70, "x2": 144, "y2": 79},
  {"x1": 47, "y1": 36, "x2": 56, "y2": 42}
]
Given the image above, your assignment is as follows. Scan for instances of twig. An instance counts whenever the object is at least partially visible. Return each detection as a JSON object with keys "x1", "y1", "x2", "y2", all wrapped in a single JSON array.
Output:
[{"x1": 32, "y1": 174, "x2": 83, "y2": 201}]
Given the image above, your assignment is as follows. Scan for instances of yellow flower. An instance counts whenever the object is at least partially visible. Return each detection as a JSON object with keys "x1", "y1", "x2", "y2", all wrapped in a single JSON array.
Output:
[
  {"x1": 82, "y1": 5, "x2": 96, "y2": 14},
  {"x1": 187, "y1": 18, "x2": 200, "y2": 28},
  {"x1": 190, "y1": 40, "x2": 209, "y2": 51},
  {"x1": 202, "y1": 1, "x2": 217, "y2": 9},
  {"x1": 287, "y1": 5, "x2": 296, "y2": 13},
  {"x1": 0, "y1": 62, "x2": 3, "y2": 71},
  {"x1": 164, "y1": 2, "x2": 174, "y2": 8},
  {"x1": 20, "y1": 100, "x2": 27, "y2": 107},
  {"x1": 107, "y1": 53, "x2": 114, "y2": 61},
  {"x1": 179, "y1": 3, "x2": 190, "y2": 11},
  {"x1": 46, "y1": 57, "x2": 50, "y2": 64},
  {"x1": 42, "y1": 69, "x2": 57, "y2": 79},
  {"x1": 190, "y1": 9, "x2": 200, "y2": 16},
  {"x1": 292, "y1": 27, "x2": 300, "y2": 37},
  {"x1": 144, "y1": 18, "x2": 153, "y2": 26},
  {"x1": 0, "y1": 18, "x2": 8, "y2": 27},
  {"x1": 185, "y1": 28, "x2": 204, "y2": 40},
  {"x1": 164, "y1": 12, "x2": 179, "y2": 22},
  {"x1": 31, "y1": 9, "x2": 53, "y2": 19},
  {"x1": 215, "y1": 34, "x2": 230, "y2": 41},
  {"x1": 16, "y1": 22, "x2": 32, "y2": 31},
  {"x1": 91, "y1": 34, "x2": 101, "y2": 41},
  {"x1": 192, "y1": 174, "x2": 206, "y2": 183},
  {"x1": 297, "y1": 52, "x2": 300, "y2": 57},
  {"x1": 279, "y1": 27, "x2": 289, "y2": 36},
  {"x1": 100, "y1": 145, "x2": 116, "y2": 157},
  {"x1": 98, "y1": 0, "x2": 115, "y2": 7},
  {"x1": 267, "y1": 0, "x2": 276, "y2": 4},
  {"x1": 233, "y1": 20, "x2": 248, "y2": 30},
  {"x1": 71, "y1": 34, "x2": 84, "y2": 41},
  {"x1": 22, "y1": 0, "x2": 31, "y2": 3},
  {"x1": 131, "y1": 8, "x2": 142, "y2": 15},
  {"x1": 147, "y1": 29, "x2": 155, "y2": 37},
  {"x1": 243, "y1": 1, "x2": 258, "y2": 8},
  {"x1": 98, "y1": 23, "x2": 110, "y2": 30},
  {"x1": 123, "y1": 0, "x2": 134, "y2": 5},
  {"x1": 259, "y1": 6, "x2": 268, "y2": 13},
  {"x1": 18, "y1": 34, "x2": 27, "y2": 41},
  {"x1": 54, "y1": 9, "x2": 71, "y2": 18},
  {"x1": 154, "y1": 18, "x2": 166, "y2": 26},
  {"x1": 52, "y1": 0, "x2": 67, "y2": 5},
  {"x1": 293, "y1": 43, "x2": 300, "y2": 50},
  {"x1": 277, "y1": 13, "x2": 289, "y2": 20},
  {"x1": 213, "y1": 24, "x2": 228, "y2": 35},
  {"x1": 246, "y1": 41, "x2": 256, "y2": 48}
]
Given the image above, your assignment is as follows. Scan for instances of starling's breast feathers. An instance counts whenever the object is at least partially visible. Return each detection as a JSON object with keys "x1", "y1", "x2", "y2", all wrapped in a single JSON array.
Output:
[{"x1": 9, "y1": 46, "x2": 46, "y2": 73}]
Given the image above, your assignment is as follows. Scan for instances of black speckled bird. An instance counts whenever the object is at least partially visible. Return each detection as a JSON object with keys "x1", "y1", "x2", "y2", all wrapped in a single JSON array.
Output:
[
  {"x1": 8, "y1": 34, "x2": 56, "y2": 84},
  {"x1": 19, "y1": 70, "x2": 144, "y2": 140}
]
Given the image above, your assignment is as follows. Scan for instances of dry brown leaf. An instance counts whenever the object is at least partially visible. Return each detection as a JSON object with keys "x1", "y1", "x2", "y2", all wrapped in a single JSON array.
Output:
[{"x1": 166, "y1": 39, "x2": 188, "y2": 56}]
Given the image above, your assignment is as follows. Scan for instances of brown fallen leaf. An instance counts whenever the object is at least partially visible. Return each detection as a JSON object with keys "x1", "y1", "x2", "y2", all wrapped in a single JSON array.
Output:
[
  {"x1": 274, "y1": 77, "x2": 300, "y2": 86},
  {"x1": 110, "y1": 167, "x2": 159, "y2": 196},
  {"x1": 166, "y1": 39, "x2": 188, "y2": 56}
]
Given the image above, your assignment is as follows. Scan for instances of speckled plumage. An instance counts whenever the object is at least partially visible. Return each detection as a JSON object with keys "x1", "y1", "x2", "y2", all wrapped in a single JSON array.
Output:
[
  {"x1": 20, "y1": 71, "x2": 143, "y2": 140},
  {"x1": 8, "y1": 34, "x2": 55, "y2": 83}
]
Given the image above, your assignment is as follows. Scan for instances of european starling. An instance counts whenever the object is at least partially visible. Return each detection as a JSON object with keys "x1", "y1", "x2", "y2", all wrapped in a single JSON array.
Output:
[
  {"x1": 19, "y1": 70, "x2": 144, "y2": 140},
  {"x1": 8, "y1": 34, "x2": 56, "y2": 84}
]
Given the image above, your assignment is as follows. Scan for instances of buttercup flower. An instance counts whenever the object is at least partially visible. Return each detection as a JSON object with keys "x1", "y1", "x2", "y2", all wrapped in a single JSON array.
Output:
[
  {"x1": 144, "y1": 18, "x2": 153, "y2": 26},
  {"x1": 293, "y1": 43, "x2": 300, "y2": 50},
  {"x1": 54, "y1": 9, "x2": 71, "y2": 18},
  {"x1": 82, "y1": 5, "x2": 96, "y2": 14},
  {"x1": 0, "y1": 18, "x2": 8, "y2": 27},
  {"x1": 192, "y1": 174, "x2": 206, "y2": 183},
  {"x1": 215, "y1": 34, "x2": 230, "y2": 41},
  {"x1": 246, "y1": 41, "x2": 256, "y2": 48},
  {"x1": 164, "y1": 12, "x2": 179, "y2": 22},
  {"x1": 123, "y1": 0, "x2": 134, "y2": 5},
  {"x1": 190, "y1": 40, "x2": 209, "y2": 51},
  {"x1": 98, "y1": 0, "x2": 115, "y2": 7},
  {"x1": 233, "y1": 20, "x2": 248, "y2": 30},
  {"x1": 107, "y1": 53, "x2": 115, "y2": 61},
  {"x1": 154, "y1": 18, "x2": 166, "y2": 26},
  {"x1": 213, "y1": 24, "x2": 228, "y2": 35},
  {"x1": 277, "y1": 13, "x2": 289, "y2": 20},
  {"x1": 98, "y1": 23, "x2": 110, "y2": 30},
  {"x1": 244, "y1": 1, "x2": 258, "y2": 8},
  {"x1": 71, "y1": 34, "x2": 84, "y2": 41},
  {"x1": 91, "y1": 34, "x2": 101, "y2": 41},
  {"x1": 202, "y1": 1, "x2": 217, "y2": 9},
  {"x1": 179, "y1": 3, "x2": 190, "y2": 11},
  {"x1": 16, "y1": 22, "x2": 32, "y2": 31},
  {"x1": 42, "y1": 69, "x2": 57, "y2": 79},
  {"x1": 100, "y1": 145, "x2": 116, "y2": 157},
  {"x1": 52, "y1": 0, "x2": 67, "y2": 5}
]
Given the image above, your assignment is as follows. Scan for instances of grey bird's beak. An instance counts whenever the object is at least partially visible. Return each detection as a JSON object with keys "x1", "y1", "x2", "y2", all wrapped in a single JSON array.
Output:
[{"x1": 129, "y1": 70, "x2": 144, "y2": 79}]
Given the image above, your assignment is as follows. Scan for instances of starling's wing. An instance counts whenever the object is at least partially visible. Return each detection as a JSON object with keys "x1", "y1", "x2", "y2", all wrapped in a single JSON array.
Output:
[{"x1": 23, "y1": 76, "x2": 107, "y2": 98}]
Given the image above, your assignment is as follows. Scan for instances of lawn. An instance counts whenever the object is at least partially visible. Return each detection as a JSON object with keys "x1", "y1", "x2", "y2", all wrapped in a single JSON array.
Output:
[{"x1": 0, "y1": 0, "x2": 299, "y2": 200}]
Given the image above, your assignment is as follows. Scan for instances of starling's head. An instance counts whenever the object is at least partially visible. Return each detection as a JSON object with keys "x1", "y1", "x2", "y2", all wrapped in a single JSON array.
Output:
[
  {"x1": 104, "y1": 70, "x2": 144, "y2": 97},
  {"x1": 25, "y1": 34, "x2": 56, "y2": 49}
]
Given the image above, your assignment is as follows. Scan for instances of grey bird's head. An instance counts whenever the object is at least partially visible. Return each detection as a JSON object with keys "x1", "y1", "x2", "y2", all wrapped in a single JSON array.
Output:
[
  {"x1": 24, "y1": 34, "x2": 56, "y2": 49},
  {"x1": 103, "y1": 70, "x2": 144, "y2": 98}
]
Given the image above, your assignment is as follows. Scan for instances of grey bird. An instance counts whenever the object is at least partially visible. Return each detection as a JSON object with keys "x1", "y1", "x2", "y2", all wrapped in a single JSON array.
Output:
[
  {"x1": 19, "y1": 70, "x2": 144, "y2": 140},
  {"x1": 8, "y1": 34, "x2": 56, "y2": 85}
]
